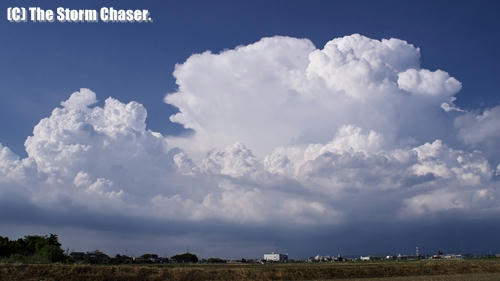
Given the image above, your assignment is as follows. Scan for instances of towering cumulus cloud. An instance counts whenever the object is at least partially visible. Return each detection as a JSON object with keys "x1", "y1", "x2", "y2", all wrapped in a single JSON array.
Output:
[
  {"x1": 165, "y1": 34, "x2": 462, "y2": 157},
  {"x1": 1, "y1": 34, "x2": 499, "y2": 255}
]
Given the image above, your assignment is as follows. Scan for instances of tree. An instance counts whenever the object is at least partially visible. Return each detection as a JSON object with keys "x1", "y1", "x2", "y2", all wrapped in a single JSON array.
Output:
[
  {"x1": 2, "y1": 234, "x2": 67, "y2": 263},
  {"x1": 137, "y1": 253, "x2": 159, "y2": 263},
  {"x1": 0, "y1": 236, "x2": 13, "y2": 258},
  {"x1": 171, "y1": 252, "x2": 198, "y2": 263},
  {"x1": 207, "y1": 257, "x2": 226, "y2": 263}
]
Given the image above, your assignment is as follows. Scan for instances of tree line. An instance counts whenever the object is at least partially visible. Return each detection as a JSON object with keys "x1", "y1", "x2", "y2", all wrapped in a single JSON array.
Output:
[
  {"x1": 0, "y1": 234, "x2": 204, "y2": 264},
  {"x1": 0, "y1": 234, "x2": 66, "y2": 263}
]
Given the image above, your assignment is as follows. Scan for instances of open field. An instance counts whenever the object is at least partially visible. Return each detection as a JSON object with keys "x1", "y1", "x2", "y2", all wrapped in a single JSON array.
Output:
[{"x1": 2, "y1": 259, "x2": 500, "y2": 281}]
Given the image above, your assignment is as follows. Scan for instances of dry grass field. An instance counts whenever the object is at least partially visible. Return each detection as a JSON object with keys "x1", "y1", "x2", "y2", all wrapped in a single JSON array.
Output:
[{"x1": 2, "y1": 259, "x2": 500, "y2": 281}]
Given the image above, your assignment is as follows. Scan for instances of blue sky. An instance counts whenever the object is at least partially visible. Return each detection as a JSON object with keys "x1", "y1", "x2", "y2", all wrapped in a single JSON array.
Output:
[
  {"x1": 1, "y1": 0, "x2": 500, "y2": 258},
  {"x1": 2, "y1": 0, "x2": 499, "y2": 155}
]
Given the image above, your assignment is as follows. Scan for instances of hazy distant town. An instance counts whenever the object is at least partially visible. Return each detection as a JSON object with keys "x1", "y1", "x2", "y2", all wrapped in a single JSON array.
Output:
[{"x1": 66, "y1": 250, "x2": 499, "y2": 265}]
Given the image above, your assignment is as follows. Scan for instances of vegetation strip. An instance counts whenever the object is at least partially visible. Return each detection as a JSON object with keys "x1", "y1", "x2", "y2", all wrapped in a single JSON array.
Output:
[{"x1": 2, "y1": 260, "x2": 500, "y2": 281}]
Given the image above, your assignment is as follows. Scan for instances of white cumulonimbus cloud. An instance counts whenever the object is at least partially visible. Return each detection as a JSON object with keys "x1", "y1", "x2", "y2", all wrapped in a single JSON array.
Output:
[
  {"x1": 0, "y1": 34, "x2": 499, "y2": 234},
  {"x1": 165, "y1": 34, "x2": 462, "y2": 158},
  {"x1": 455, "y1": 106, "x2": 500, "y2": 145}
]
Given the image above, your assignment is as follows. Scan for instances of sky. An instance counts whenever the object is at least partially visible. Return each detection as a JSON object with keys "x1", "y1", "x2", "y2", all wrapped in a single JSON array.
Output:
[{"x1": 0, "y1": 0, "x2": 500, "y2": 259}]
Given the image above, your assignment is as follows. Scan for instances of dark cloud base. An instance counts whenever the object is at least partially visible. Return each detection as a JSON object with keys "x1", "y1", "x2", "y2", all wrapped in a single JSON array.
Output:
[{"x1": 2, "y1": 195, "x2": 499, "y2": 258}]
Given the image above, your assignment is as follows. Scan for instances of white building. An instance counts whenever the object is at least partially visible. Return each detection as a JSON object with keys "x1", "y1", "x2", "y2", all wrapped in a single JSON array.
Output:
[
  {"x1": 360, "y1": 256, "x2": 382, "y2": 261},
  {"x1": 264, "y1": 252, "x2": 288, "y2": 262}
]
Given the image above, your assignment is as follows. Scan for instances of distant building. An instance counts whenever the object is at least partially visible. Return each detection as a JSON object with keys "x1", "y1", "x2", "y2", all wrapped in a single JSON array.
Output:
[
  {"x1": 334, "y1": 254, "x2": 344, "y2": 262},
  {"x1": 444, "y1": 254, "x2": 463, "y2": 259},
  {"x1": 70, "y1": 250, "x2": 111, "y2": 264},
  {"x1": 360, "y1": 256, "x2": 382, "y2": 261},
  {"x1": 70, "y1": 251, "x2": 86, "y2": 261},
  {"x1": 135, "y1": 253, "x2": 161, "y2": 263},
  {"x1": 311, "y1": 255, "x2": 332, "y2": 262},
  {"x1": 87, "y1": 250, "x2": 110, "y2": 264},
  {"x1": 114, "y1": 254, "x2": 134, "y2": 264},
  {"x1": 264, "y1": 252, "x2": 288, "y2": 262}
]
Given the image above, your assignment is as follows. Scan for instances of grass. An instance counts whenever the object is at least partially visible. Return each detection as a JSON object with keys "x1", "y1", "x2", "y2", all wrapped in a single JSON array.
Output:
[{"x1": 2, "y1": 259, "x2": 500, "y2": 281}]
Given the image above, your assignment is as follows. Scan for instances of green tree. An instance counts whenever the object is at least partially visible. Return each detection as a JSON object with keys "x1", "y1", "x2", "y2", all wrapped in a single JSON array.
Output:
[
  {"x1": 5, "y1": 234, "x2": 67, "y2": 263},
  {"x1": 207, "y1": 257, "x2": 226, "y2": 263},
  {"x1": 0, "y1": 236, "x2": 13, "y2": 258},
  {"x1": 171, "y1": 252, "x2": 198, "y2": 263}
]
